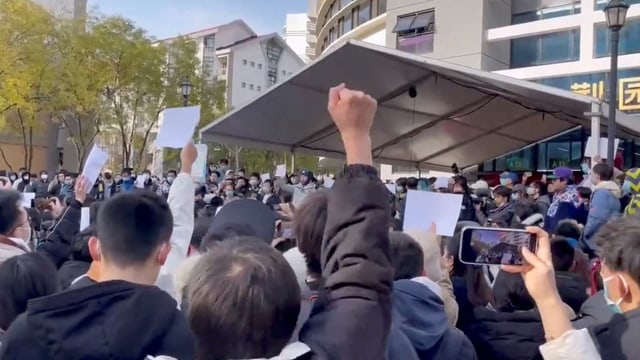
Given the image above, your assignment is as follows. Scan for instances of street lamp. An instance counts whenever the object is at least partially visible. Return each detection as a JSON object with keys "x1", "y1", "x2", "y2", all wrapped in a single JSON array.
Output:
[
  {"x1": 603, "y1": 0, "x2": 629, "y2": 162},
  {"x1": 179, "y1": 79, "x2": 192, "y2": 106}
]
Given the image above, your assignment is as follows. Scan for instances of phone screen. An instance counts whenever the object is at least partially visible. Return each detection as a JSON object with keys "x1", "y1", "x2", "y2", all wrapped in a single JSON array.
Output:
[{"x1": 459, "y1": 227, "x2": 537, "y2": 266}]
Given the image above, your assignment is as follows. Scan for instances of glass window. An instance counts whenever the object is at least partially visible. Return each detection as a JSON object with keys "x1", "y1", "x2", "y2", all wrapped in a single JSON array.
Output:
[
  {"x1": 340, "y1": 0, "x2": 352, "y2": 9},
  {"x1": 338, "y1": 18, "x2": 344, "y2": 36},
  {"x1": 343, "y1": 13, "x2": 353, "y2": 33},
  {"x1": 596, "y1": 0, "x2": 640, "y2": 10},
  {"x1": 377, "y1": 0, "x2": 387, "y2": 15},
  {"x1": 569, "y1": 141, "x2": 583, "y2": 168},
  {"x1": 242, "y1": 59, "x2": 247, "y2": 65},
  {"x1": 510, "y1": 29, "x2": 580, "y2": 68},
  {"x1": 397, "y1": 33, "x2": 434, "y2": 54},
  {"x1": 594, "y1": 19, "x2": 640, "y2": 58},
  {"x1": 258, "y1": 63, "x2": 262, "y2": 69},
  {"x1": 328, "y1": 3, "x2": 335, "y2": 18},
  {"x1": 546, "y1": 142, "x2": 572, "y2": 169},
  {"x1": 241, "y1": 82, "x2": 246, "y2": 88},
  {"x1": 358, "y1": 1, "x2": 372, "y2": 25},
  {"x1": 249, "y1": 84, "x2": 254, "y2": 90},
  {"x1": 329, "y1": 27, "x2": 336, "y2": 43},
  {"x1": 250, "y1": 61, "x2": 255, "y2": 67},
  {"x1": 512, "y1": 2, "x2": 581, "y2": 25},
  {"x1": 494, "y1": 148, "x2": 534, "y2": 172},
  {"x1": 257, "y1": 86, "x2": 261, "y2": 92},
  {"x1": 482, "y1": 160, "x2": 494, "y2": 172}
]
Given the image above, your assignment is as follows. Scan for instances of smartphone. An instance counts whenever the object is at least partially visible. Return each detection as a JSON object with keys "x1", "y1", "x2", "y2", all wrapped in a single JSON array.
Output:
[{"x1": 459, "y1": 226, "x2": 537, "y2": 266}]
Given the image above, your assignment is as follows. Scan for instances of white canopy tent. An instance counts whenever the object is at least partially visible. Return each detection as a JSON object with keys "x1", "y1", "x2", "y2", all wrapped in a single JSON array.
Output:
[{"x1": 200, "y1": 40, "x2": 640, "y2": 172}]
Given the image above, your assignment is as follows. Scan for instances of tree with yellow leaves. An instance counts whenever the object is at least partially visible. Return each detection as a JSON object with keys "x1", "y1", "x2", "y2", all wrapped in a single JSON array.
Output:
[{"x1": 0, "y1": 0, "x2": 56, "y2": 169}]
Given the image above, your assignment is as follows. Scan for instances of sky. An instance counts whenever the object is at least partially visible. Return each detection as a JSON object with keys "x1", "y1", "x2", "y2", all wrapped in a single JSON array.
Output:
[{"x1": 87, "y1": 0, "x2": 308, "y2": 40}]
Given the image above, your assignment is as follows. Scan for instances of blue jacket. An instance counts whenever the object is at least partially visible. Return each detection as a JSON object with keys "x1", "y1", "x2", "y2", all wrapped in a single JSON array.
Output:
[
  {"x1": 388, "y1": 279, "x2": 477, "y2": 360},
  {"x1": 544, "y1": 186, "x2": 580, "y2": 233},
  {"x1": 584, "y1": 181, "x2": 621, "y2": 248}
]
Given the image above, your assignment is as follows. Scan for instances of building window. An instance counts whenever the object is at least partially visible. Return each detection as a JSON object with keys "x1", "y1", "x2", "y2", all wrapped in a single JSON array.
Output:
[
  {"x1": 329, "y1": 27, "x2": 336, "y2": 43},
  {"x1": 328, "y1": 2, "x2": 335, "y2": 18},
  {"x1": 340, "y1": 0, "x2": 352, "y2": 9},
  {"x1": 357, "y1": 0, "x2": 372, "y2": 25},
  {"x1": 242, "y1": 59, "x2": 247, "y2": 65},
  {"x1": 510, "y1": 29, "x2": 580, "y2": 68},
  {"x1": 595, "y1": 0, "x2": 640, "y2": 10},
  {"x1": 512, "y1": 1, "x2": 581, "y2": 25},
  {"x1": 338, "y1": 17, "x2": 344, "y2": 36},
  {"x1": 241, "y1": 82, "x2": 246, "y2": 88},
  {"x1": 203, "y1": 55, "x2": 215, "y2": 75},
  {"x1": 263, "y1": 39, "x2": 283, "y2": 86},
  {"x1": 494, "y1": 147, "x2": 535, "y2": 172},
  {"x1": 249, "y1": 84, "x2": 254, "y2": 90},
  {"x1": 393, "y1": 11, "x2": 435, "y2": 55},
  {"x1": 377, "y1": 0, "x2": 387, "y2": 15},
  {"x1": 257, "y1": 86, "x2": 261, "y2": 91},
  {"x1": 204, "y1": 35, "x2": 215, "y2": 49},
  {"x1": 343, "y1": 12, "x2": 353, "y2": 34},
  {"x1": 218, "y1": 56, "x2": 228, "y2": 75},
  {"x1": 594, "y1": 19, "x2": 640, "y2": 58},
  {"x1": 282, "y1": 70, "x2": 286, "y2": 75},
  {"x1": 250, "y1": 61, "x2": 255, "y2": 67},
  {"x1": 258, "y1": 63, "x2": 262, "y2": 69}
]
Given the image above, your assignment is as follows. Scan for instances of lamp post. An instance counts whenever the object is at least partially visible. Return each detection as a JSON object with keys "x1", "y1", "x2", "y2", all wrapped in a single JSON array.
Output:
[
  {"x1": 603, "y1": 0, "x2": 629, "y2": 162},
  {"x1": 179, "y1": 79, "x2": 193, "y2": 106}
]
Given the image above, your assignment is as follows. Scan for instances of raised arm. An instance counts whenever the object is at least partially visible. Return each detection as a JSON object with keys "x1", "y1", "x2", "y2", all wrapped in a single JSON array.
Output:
[
  {"x1": 301, "y1": 84, "x2": 393, "y2": 359},
  {"x1": 156, "y1": 142, "x2": 197, "y2": 299}
]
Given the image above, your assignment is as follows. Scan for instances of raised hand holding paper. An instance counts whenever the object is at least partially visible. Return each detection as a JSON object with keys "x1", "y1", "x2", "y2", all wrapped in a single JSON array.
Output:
[
  {"x1": 403, "y1": 190, "x2": 463, "y2": 236},
  {"x1": 275, "y1": 164, "x2": 287, "y2": 178},
  {"x1": 156, "y1": 105, "x2": 201, "y2": 148},
  {"x1": 81, "y1": 145, "x2": 109, "y2": 193}
]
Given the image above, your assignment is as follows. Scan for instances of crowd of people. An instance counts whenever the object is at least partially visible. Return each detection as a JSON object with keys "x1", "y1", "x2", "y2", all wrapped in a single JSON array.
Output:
[{"x1": 0, "y1": 85, "x2": 637, "y2": 359}]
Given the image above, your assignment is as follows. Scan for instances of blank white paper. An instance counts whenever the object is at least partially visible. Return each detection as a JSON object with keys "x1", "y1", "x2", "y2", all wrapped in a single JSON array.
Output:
[
  {"x1": 21, "y1": 192, "x2": 35, "y2": 208},
  {"x1": 81, "y1": 145, "x2": 109, "y2": 193},
  {"x1": 80, "y1": 207, "x2": 91, "y2": 230},
  {"x1": 275, "y1": 164, "x2": 287, "y2": 178},
  {"x1": 403, "y1": 190, "x2": 463, "y2": 236},
  {"x1": 155, "y1": 105, "x2": 201, "y2": 148}
]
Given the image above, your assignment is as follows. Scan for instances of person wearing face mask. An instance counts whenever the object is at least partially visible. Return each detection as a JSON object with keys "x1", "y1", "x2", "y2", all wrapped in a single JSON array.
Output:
[
  {"x1": 259, "y1": 179, "x2": 281, "y2": 207},
  {"x1": 452, "y1": 176, "x2": 477, "y2": 222},
  {"x1": 156, "y1": 170, "x2": 176, "y2": 198},
  {"x1": 12, "y1": 172, "x2": 31, "y2": 193},
  {"x1": 8, "y1": 172, "x2": 17, "y2": 185},
  {"x1": 117, "y1": 170, "x2": 135, "y2": 193},
  {"x1": 474, "y1": 185, "x2": 518, "y2": 228},
  {"x1": 222, "y1": 183, "x2": 236, "y2": 203},
  {"x1": 511, "y1": 183, "x2": 527, "y2": 204},
  {"x1": 31, "y1": 171, "x2": 50, "y2": 199},
  {"x1": 498, "y1": 171, "x2": 519, "y2": 190},
  {"x1": 527, "y1": 181, "x2": 551, "y2": 217},
  {"x1": 248, "y1": 173, "x2": 261, "y2": 192},
  {"x1": 583, "y1": 163, "x2": 621, "y2": 251},
  {"x1": 207, "y1": 171, "x2": 220, "y2": 191},
  {"x1": 216, "y1": 159, "x2": 229, "y2": 184}
]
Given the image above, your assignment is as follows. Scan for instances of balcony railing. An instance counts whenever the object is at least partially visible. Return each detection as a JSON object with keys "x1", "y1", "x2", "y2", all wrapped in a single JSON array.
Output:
[{"x1": 306, "y1": 20, "x2": 317, "y2": 33}]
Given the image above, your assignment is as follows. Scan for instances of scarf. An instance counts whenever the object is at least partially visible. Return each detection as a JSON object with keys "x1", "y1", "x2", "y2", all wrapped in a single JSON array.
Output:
[{"x1": 547, "y1": 186, "x2": 579, "y2": 218}]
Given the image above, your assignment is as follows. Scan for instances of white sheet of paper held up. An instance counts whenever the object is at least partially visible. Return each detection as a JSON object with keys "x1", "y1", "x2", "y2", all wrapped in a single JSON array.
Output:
[
  {"x1": 81, "y1": 145, "x2": 109, "y2": 193},
  {"x1": 275, "y1": 164, "x2": 287, "y2": 178},
  {"x1": 21, "y1": 193, "x2": 35, "y2": 208},
  {"x1": 80, "y1": 207, "x2": 91, "y2": 230},
  {"x1": 403, "y1": 190, "x2": 463, "y2": 237},
  {"x1": 156, "y1": 105, "x2": 201, "y2": 148}
]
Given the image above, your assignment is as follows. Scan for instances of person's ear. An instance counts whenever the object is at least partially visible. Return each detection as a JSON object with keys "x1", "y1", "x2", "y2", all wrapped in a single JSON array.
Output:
[
  {"x1": 156, "y1": 242, "x2": 171, "y2": 266},
  {"x1": 88, "y1": 236, "x2": 102, "y2": 261}
]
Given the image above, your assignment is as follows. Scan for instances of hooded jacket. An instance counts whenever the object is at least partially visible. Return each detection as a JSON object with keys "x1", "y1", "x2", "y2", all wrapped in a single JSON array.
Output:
[
  {"x1": 583, "y1": 180, "x2": 620, "y2": 247},
  {"x1": 0, "y1": 280, "x2": 195, "y2": 360},
  {"x1": 388, "y1": 279, "x2": 476, "y2": 360},
  {"x1": 544, "y1": 186, "x2": 580, "y2": 233}
]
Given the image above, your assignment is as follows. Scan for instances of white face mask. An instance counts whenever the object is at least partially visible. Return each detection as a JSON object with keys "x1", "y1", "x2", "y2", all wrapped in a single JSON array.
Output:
[
  {"x1": 526, "y1": 187, "x2": 535, "y2": 195},
  {"x1": 41, "y1": 174, "x2": 48, "y2": 181},
  {"x1": 249, "y1": 179, "x2": 259, "y2": 187}
]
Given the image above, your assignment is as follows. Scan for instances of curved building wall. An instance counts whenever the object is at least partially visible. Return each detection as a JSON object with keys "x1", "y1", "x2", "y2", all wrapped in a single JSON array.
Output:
[{"x1": 315, "y1": 0, "x2": 388, "y2": 54}]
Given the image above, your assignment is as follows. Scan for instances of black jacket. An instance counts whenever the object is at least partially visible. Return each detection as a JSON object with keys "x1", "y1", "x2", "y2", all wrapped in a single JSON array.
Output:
[
  {"x1": 57, "y1": 260, "x2": 90, "y2": 290},
  {"x1": 591, "y1": 307, "x2": 640, "y2": 359},
  {"x1": 0, "y1": 280, "x2": 195, "y2": 360},
  {"x1": 572, "y1": 291, "x2": 613, "y2": 329},
  {"x1": 467, "y1": 307, "x2": 544, "y2": 360},
  {"x1": 36, "y1": 199, "x2": 82, "y2": 268},
  {"x1": 299, "y1": 164, "x2": 393, "y2": 360},
  {"x1": 555, "y1": 271, "x2": 588, "y2": 314},
  {"x1": 458, "y1": 193, "x2": 478, "y2": 222}
]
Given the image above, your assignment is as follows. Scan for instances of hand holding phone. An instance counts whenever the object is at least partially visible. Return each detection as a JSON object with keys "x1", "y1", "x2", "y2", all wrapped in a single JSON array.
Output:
[{"x1": 459, "y1": 226, "x2": 538, "y2": 266}]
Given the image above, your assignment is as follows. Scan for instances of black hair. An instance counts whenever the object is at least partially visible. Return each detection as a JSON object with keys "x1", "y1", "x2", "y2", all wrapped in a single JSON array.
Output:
[
  {"x1": 493, "y1": 185, "x2": 512, "y2": 199},
  {"x1": 554, "y1": 220, "x2": 582, "y2": 240},
  {"x1": 596, "y1": 217, "x2": 640, "y2": 285},
  {"x1": 201, "y1": 223, "x2": 257, "y2": 251},
  {"x1": 0, "y1": 253, "x2": 59, "y2": 330},
  {"x1": 550, "y1": 237, "x2": 576, "y2": 272},
  {"x1": 577, "y1": 186, "x2": 592, "y2": 200},
  {"x1": 192, "y1": 215, "x2": 213, "y2": 251},
  {"x1": 219, "y1": 159, "x2": 229, "y2": 166},
  {"x1": 395, "y1": 177, "x2": 407, "y2": 187},
  {"x1": 96, "y1": 192, "x2": 173, "y2": 267},
  {"x1": 187, "y1": 237, "x2": 300, "y2": 359},
  {"x1": 209, "y1": 170, "x2": 220, "y2": 178},
  {"x1": 167, "y1": 169, "x2": 177, "y2": 176},
  {"x1": 293, "y1": 190, "x2": 328, "y2": 277},
  {"x1": 492, "y1": 271, "x2": 535, "y2": 312},
  {"x1": 406, "y1": 177, "x2": 419, "y2": 190},
  {"x1": 0, "y1": 190, "x2": 23, "y2": 235},
  {"x1": 531, "y1": 181, "x2": 548, "y2": 196},
  {"x1": 389, "y1": 232, "x2": 424, "y2": 280},
  {"x1": 592, "y1": 163, "x2": 614, "y2": 181},
  {"x1": 69, "y1": 225, "x2": 95, "y2": 262}
]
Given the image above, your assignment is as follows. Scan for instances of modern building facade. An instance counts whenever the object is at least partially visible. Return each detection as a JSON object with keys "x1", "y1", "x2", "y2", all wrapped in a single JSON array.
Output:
[
  {"x1": 150, "y1": 20, "x2": 305, "y2": 173},
  {"x1": 307, "y1": 0, "x2": 640, "y2": 178},
  {"x1": 284, "y1": 13, "x2": 312, "y2": 63}
]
